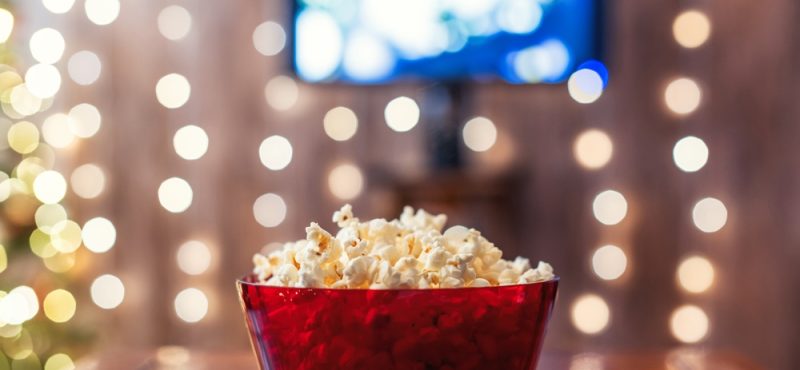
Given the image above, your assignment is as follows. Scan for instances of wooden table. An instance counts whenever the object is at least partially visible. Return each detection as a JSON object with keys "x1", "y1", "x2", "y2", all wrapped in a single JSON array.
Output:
[{"x1": 77, "y1": 347, "x2": 763, "y2": 370}]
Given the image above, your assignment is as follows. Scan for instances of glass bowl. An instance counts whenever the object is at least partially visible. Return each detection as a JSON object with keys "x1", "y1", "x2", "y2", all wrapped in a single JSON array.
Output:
[{"x1": 237, "y1": 275, "x2": 558, "y2": 370}]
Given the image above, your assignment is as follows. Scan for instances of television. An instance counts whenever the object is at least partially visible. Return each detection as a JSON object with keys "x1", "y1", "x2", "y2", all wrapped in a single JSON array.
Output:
[{"x1": 291, "y1": 0, "x2": 602, "y2": 84}]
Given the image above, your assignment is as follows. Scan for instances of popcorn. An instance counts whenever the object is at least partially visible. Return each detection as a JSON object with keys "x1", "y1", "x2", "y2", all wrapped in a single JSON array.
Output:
[{"x1": 253, "y1": 204, "x2": 555, "y2": 288}]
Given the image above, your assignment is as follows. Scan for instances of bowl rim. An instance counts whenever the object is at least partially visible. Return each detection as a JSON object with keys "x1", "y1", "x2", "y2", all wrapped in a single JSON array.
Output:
[{"x1": 236, "y1": 274, "x2": 559, "y2": 292}]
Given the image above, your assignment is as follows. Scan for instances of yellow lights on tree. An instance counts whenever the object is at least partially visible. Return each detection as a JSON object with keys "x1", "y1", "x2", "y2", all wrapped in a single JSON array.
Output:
[
  {"x1": 43, "y1": 289, "x2": 77, "y2": 323},
  {"x1": 0, "y1": 8, "x2": 14, "y2": 43},
  {"x1": 33, "y1": 170, "x2": 67, "y2": 204}
]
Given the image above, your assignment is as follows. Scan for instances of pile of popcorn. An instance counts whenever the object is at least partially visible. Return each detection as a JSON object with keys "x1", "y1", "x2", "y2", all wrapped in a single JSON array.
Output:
[{"x1": 253, "y1": 205, "x2": 554, "y2": 289}]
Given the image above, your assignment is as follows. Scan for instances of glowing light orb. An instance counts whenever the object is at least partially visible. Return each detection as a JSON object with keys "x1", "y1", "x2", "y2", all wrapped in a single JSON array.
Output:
[
  {"x1": 670, "y1": 305, "x2": 709, "y2": 343},
  {"x1": 253, "y1": 193, "x2": 286, "y2": 228},
  {"x1": 591, "y1": 245, "x2": 627, "y2": 281},
  {"x1": 174, "y1": 288, "x2": 208, "y2": 323},
  {"x1": 673, "y1": 136, "x2": 708, "y2": 172},
  {"x1": 156, "y1": 73, "x2": 191, "y2": 109},
  {"x1": 90, "y1": 274, "x2": 124, "y2": 309},
  {"x1": 323, "y1": 106, "x2": 358, "y2": 141},
  {"x1": 573, "y1": 129, "x2": 613, "y2": 170},
  {"x1": 158, "y1": 5, "x2": 192, "y2": 41},
  {"x1": 252, "y1": 21, "x2": 286, "y2": 56},
  {"x1": 571, "y1": 294, "x2": 610, "y2": 334},
  {"x1": 384, "y1": 96, "x2": 420, "y2": 132},
  {"x1": 692, "y1": 197, "x2": 727, "y2": 233},
  {"x1": 173, "y1": 125, "x2": 208, "y2": 160},
  {"x1": 258, "y1": 135, "x2": 293, "y2": 171},
  {"x1": 462, "y1": 116, "x2": 497, "y2": 152},
  {"x1": 592, "y1": 190, "x2": 628, "y2": 226},
  {"x1": 328, "y1": 163, "x2": 364, "y2": 201},
  {"x1": 158, "y1": 177, "x2": 193, "y2": 213}
]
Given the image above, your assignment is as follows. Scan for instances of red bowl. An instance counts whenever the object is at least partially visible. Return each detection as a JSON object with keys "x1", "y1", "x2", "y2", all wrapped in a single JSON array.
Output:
[{"x1": 237, "y1": 275, "x2": 558, "y2": 370}]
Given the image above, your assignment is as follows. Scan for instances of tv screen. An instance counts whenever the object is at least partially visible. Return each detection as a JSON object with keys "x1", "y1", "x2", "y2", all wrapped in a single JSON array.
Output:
[{"x1": 291, "y1": 0, "x2": 602, "y2": 84}]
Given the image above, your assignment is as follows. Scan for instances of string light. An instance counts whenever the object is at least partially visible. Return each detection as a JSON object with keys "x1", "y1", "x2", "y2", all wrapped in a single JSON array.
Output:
[
  {"x1": 571, "y1": 294, "x2": 610, "y2": 334},
  {"x1": 0, "y1": 9, "x2": 12, "y2": 43},
  {"x1": 174, "y1": 288, "x2": 208, "y2": 323},
  {"x1": 44, "y1": 354, "x2": 75, "y2": 370},
  {"x1": 591, "y1": 244, "x2": 627, "y2": 281},
  {"x1": 67, "y1": 51, "x2": 102, "y2": 85},
  {"x1": 25, "y1": 64, "x2": 62, "y2": 99},
  {"x1": 43, "y1": 0, "x2": 76, "y2": 14},
  {"x1": 323, "y1": 106, "x2": 358, "y2": 141},
  {"x1": 84, "y1": 0, "x2": 120, "y2": 26},
  {"x1": 7, "y1": 121, "x2": 40, "y2": 154},
  {"x1": 252, "y1": 21, "x2": 286, "y2": 56},
  {"x1": 1, "y1": 286, "x2": 39, "y2": 325},
  {"x1": 9, "y1": 84, "x2": 43, "y2": 116},
  {"x1": 50, "y1": 220, "x2": 82, "y2": 253},
  {"x1": 156, "y1": 73, "x2": 191, "y2": 109},
  {"x1": 384, "y1": 96, "x2": 420, "y2": 132},
  {"x1": 462, "y1": 116, "x2": 497, "y2": 152},
  {"x1": 68, "y1": 103, "x2": 102, "y2": 138},
  {"x1": 41, "y1": 113, "x2": 76, "y2": 149},
  {"x1": 670, "y1": 305, "x2": 709, "y2": 343},
  {"x1": 90, "y1": 274, "x2": 125, "y2": 309},
  {"x1": 677, "y1": 255, "x2": 715, "y2": 293},
  {"x1": 664, "y1": 77, "x2": 701, "y2": 115},
  {"x1": 573, "y1": 129, "x2": 613, "y2": 170},
  {"x1": 327, "y1": 163, "x2": 364, "y2": 200},
  {"x1": 692, "y1": 197, "x2": 727, "y2": 233},
  {"x1": 29, "y1": 28, "x2": 65, "y2": 65},
  {"x1": 253, "y1": 193, "x2": 286, "y2": 228},
  {"x1": 673, "y1": 10, "x2": 711, "y2": 49},
  {"x1": 592, "y1": 190, "x2": 628, "y2": 226},
  {"x1": 158, "y1": 177, "x2": 193, "y2": 213},
  {"x1": 34, "y1": 204, "x2": 67, "y2": 234},
  {"x1": 176, "y1": 240, "x2": 212, "y2": 275},
  {"x1": 43, "y1": 289, "x2": 76, "y2": 323},
  {"x1": 0, "y1": 244, "x2": 6, "y2": 274},
  {"x1": 264, "y1": 75, "x2": 299, "y2": 111},
  {"x1": 673, "y1": 136, "x2": 708, "y2": 172},
  {"x1": 32, "y1": 170, "x2": 67, "y2": 204},
  {"x1": 82, "y1": 217, "x2": 116, "y2": 253},
  {"x1": 258, "y1": 135, "x2": 293, "y2": 171},
  {"x1": 173, "y1": 125, "x2": 209, "y2": 160},
  {"x1": 158, "y1": 5, "x2": 192, "y2": 41},
  {"x1": 70, "y1": 163, "x2": 106, "y2": 199}
]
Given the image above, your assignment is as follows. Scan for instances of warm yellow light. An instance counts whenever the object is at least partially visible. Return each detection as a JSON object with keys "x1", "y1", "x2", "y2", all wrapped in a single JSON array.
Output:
[
  {"x1": 156, "y1": 73, "x2": 191, "y2": 109},
  {"x1": 462, "y1": 116, "x2": 497, "y2": 152},
  {"x1": 173, "y1": 125, "x2": 208, "y2": 160},
  {"x1": 174, "y1": 288, "x2": 209, "y2": 323},
  {"x1": 323, "y1": 106, "x2": 358, "y2": 141},
  {"x1": 33, "y1": 170, "x2": 67, "y2": 204},
  {"x1": 43, "y1": 252, "x2": 76, "y2": 273},
  {"x1": 50, "y1": 220, "x2": 82, "y2": 253},
  {"x1": 591, "y1": 244, "x2": 627, "y2": 281},
  {"x1": 44, "y1": 353, "x2": 75, "y2": 370},
  {"x1": 258, "y1": 135, "x2": 293, "y2": 171},
  {"x1": 29, "y1": 28, "x2": 65, "y2": 64},
  {"x1": 30, "y1": 229, "x2": 57, "y2": 258},
  {"x1": 253, "y1": 21, "x2": 286, "y2": 56},
  {"x1": 0, "y1": 9, "x2": 14, "y2": 43},
  {"x1": 664, "y1": 78, "x2": 701, "y2": 115},
  {"x1": 571, "y1": 294, "x2": 610, "y2": 334},
  {"x1": 673, "y1": 136, "x2": 708, "y2": 172},
  {"x1": 43, "y1": 0, "x2": 76, "y2": 14},
  {"x1": 34, "y1": 203, "x2": 67, "y2": 234},
  {"x1": 327, "y1": 163, "x2": 364, "y2": 200},
  {"x1": 670, "y1": 305, "x2": 709, "y2": 343},
  {"x1": 43, "y1": 289, "x2": 76, "y2": 323},
  {"x1": 592, "y1": 190, "x2": 627, "y2": 226},
  {"x1": 2, "y1": 328, "x2": 33, "y2": 359},
  {"x1": 0, "y1": 286, "x2": 39, "y2": 325},
  {"x1": 673, "y1": 10, "x2": 711, "y2": 49},
  {"x1": 68, "y1": 103, "x2": 101, "y2": 138},
  {"x1": 84, "y1": 0, "x2": 120, "y2": 26},
  {"x1": 70, "y1": 163, "x2": 105, "y2": 199},
  {"x1": 42, "y1": 113, "x2": 76, "y2": 149},
  {"x1": 0, "y1": 244, "x2": 6, "y2": 274},
  {"x1": 158, "y1": 177, "x2": 193, "y2": 213},
  {"x1": 253, "y1": 193, "x2": 286, "y2": 228},
  {"x1": 264, "y1": 75, "x2": 298, "y2": 111},
  {"x1": 90, "y1": 274, "x2": 124, "y2": 309},
  {"x1": 384, "y1": 96, "x2": 420, "y2": 132},
  {"x1": 25, "y1": 63, "x2": 62, "y2": 98},
  {"x1": 158, "y1": 5, "x2": 192, "y2": 41},
  {"x1": 67, "y1": 51, "x2": 101, "y2": 86},
  {"x1": 176, "y1": 240, "x2": 212, "y2": 275},
  {"x1": 82, "y1": 217, "x2": 116, "y2": 253},
  {"x1": 9, "y1": 84, "x2": 42, "y2": 116},
  {"x1": 7, "y1": 121, "x2": 40, "y2": 154},
  {"x1": 692, "y1": 197, "x2": 727, "y2": 233},
  {"x1": 573, "y1": 129, "x2": 613, "y2": 170},
  {"x1": 568, "y1": 69, "x2": 604, "y2": 104},
  {"x1": 677, "y1": 256, "x2": 715, "y2": 293}
]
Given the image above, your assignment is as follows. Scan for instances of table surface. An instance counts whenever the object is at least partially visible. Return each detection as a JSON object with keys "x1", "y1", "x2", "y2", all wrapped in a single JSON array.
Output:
[{"x1": 77, "y1": 347, "x2": 764, "y2": 370}]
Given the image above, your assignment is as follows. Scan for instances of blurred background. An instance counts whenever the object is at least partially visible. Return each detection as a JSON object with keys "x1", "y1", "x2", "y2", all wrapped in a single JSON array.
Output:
[{"x1": 0, "y1": 0, "x2": 794, "y2": 368}]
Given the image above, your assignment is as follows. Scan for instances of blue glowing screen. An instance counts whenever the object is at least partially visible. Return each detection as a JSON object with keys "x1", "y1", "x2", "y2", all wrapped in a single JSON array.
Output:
[{"x1": 292, "y1": 0, "x2": 601, "y2": 84}]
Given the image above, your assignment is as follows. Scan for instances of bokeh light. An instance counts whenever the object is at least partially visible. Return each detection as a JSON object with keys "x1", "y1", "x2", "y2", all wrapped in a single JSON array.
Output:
[
  {"x1": 84, "y1": 0, "x2": 120, "y2": 26},
  {"x1": 67, "y1": 51, "x2": 102, "y2": 86},
  {"x1": 0, "y1": 245, "x2": 6, "y2": 274},
  {"x1": 174, "y1": 288, "x2": 208, "y2": 323},
  {"x1": 692, "y1": 197, "x2": 727, "y2": 233},
  {"x1": 70, "y1": 163, "x2": 106, "y2": 199},
  {"x1": 90, "y1": 274, "x2": 124, "y2": 309},
  {"x1": 342, "y1": 30, "x2": 394, "y2": 81},
  {"x1": 25, "y1": 64, "x2": 61, "y2": 98},
  {"x1": 173, "y1": 125, "x2": 208, "y2": 160},
  {"x1": 253, "y1": 193, "x2": 286, "y2": 228},
  {"x1": 592, "y1": 190, "x2": 628, "y2": 226},
  {"x1": 573, "y1": 129, "x2": 613, "y2": 170},
  {"x1": 44, "y1": 252, "x2": 76, "y2": 273},
  {"x1": 68, "y1": 103, "x2": 102, "y2": 138},
  {"x1": 384, "y1": 96, "x2": 420, "y2": 132},
  {"x1": 9, "y1": 84, "x2": 42, "y2": 116},
  {"x1": 571, "y1": 294, "x2": 610, "y2": 334},
  {"x1": 43, "y1": 289, "x2": 76, "y2": 323},
  {"x1": 156, "y1": 73, "x2": 191, "y2": 109},
  {"x1": 44, "y1": 353, "x2": 75, "y2": 370},
  {"x1": 295, "y1": 9, "x2": 342, "y2": 81},
  {"x1": 8, "y1": 121, "x2": 40, "y2": 154},
  {"x1": 462, "y1": 116, "x2": 497, "y2": 152},
  {"x1": 665, "y1": 77, "x2": 701, "y2": 115},
  {"x1": 670, "y1": 305, "x2": 709, "y2": 343},
  {"x1": 253, "y1": 21, "x2": 286, "y2": 56},
  {"x1": 33, "y1": 170, "x2": 67, "y2": 204},
  {"x1": 158, "y1": 177, "x2": 193, "y2": 213},
  {"x1": 0, "y1": 9, "x2": 12, "y2": 43},
  {"x1": 264, "y1": 75, "x2": 299, "y2": 111},
  {"x1": 34, "y1": 204, "x2": 67, "y2": 234},
  {"x1": 176, "y1": 240, "x2": 211, "y2": 276},
  {"x1": 323, "y1": 106, "x2": 358, "y2": 141},
  {"x1": 258, "y1": 135, "x2": 293, "y2": 171},
  {"x1": 591, "y1": 244, "x2": 627, "y2": 281},
  {"x1": 673, "y1": 136, "x2": 708, "y2": 172},
  {"x1": 43, "y1": 0, "x2": 75, "y2": 14},
  {"x1": 82, "y1": 217, "x2": 116, "y2": 253},
  {"x1": 677, "y1": 255, "x2": 715, "y2": 294},
  {"x1": 496, "y1": 0, "x2": 543, "y2": 34},
  {"x1": 42, "y1": 113, "x2": 76, "y2": 149},
  {"x1": 29, "y1": 28, "x2": 65, "y2": 64},
  {"x1": 0, "y1": 286, "x2": 39, "y2": 325},
  {"x1": 50, "y1": 220, "x2": 82, "y2": 253},
  {"x1": 327, "y1": 163, "x2": 364, "y2": 201},
  {"x1": 673, "y1": 10, "x2": 711, "y2": 49},
  {"x1": 158, "y1": 5, "x2": 192, "y2": 41},
  {"x1": 568, "y1": 68, "x2": 604, "y2": 104}
]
